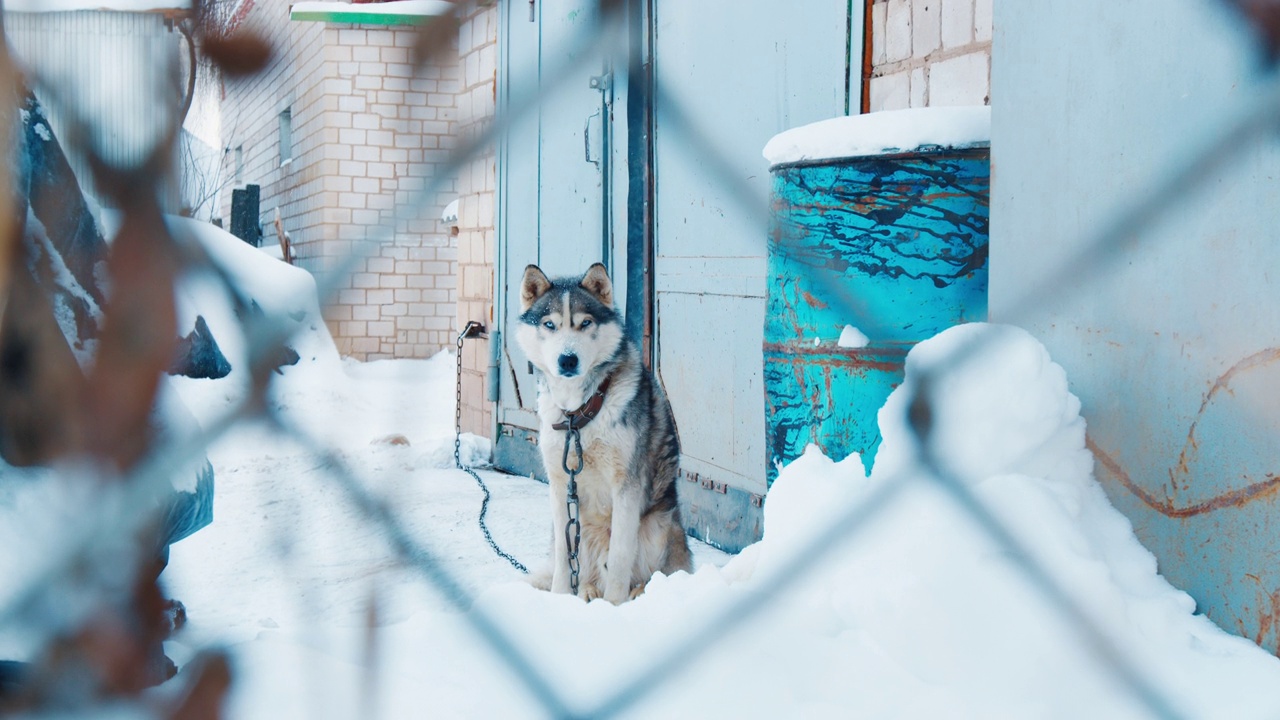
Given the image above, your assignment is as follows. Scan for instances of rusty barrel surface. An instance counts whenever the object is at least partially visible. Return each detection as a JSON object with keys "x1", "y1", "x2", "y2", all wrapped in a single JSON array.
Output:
[{"x1": 765, "y1": 146, "x2": 990, "y2": 481}]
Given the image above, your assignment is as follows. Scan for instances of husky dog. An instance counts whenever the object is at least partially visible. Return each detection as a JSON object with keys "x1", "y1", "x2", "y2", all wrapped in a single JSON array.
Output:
[{"x1": 517, "y1": 263, "x2": 691, "y2": 603}]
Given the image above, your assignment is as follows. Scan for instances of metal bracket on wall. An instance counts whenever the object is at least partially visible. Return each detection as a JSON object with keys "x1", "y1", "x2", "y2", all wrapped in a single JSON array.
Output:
[{"x1": 589, "y1": 73, "x2": 612, "y2": 92}]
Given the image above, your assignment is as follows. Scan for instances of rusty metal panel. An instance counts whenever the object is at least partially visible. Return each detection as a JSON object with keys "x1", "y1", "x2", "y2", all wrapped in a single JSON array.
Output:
[
  {"x1": 765, "y1": 149, "x2": 990, "y2": 481},
  {"x1": 992, "y1": 0, "x2": 1280, "y2": 652}
]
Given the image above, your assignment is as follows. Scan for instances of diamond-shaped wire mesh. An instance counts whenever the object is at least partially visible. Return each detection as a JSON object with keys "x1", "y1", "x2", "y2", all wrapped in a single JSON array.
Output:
[{"x1": 1, "y1": 0, "x2": 1278, "y2": 717}]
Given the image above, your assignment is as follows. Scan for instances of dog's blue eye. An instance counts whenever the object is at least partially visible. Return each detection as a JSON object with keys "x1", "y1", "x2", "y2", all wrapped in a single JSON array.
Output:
[
  {"x1": 580, "y1": 319, "x2": 592, "y2": 329},
  {"x1": 543, "y1": 320, "x2": 555, "y2": 330}
]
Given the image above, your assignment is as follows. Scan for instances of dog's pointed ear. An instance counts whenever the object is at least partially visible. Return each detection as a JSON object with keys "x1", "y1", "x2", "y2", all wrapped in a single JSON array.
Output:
[
  {"x1": 520, "y1": 265, "x2": 552, "y2": 312},
  {"x1": 579, "y1": 263, "x2": 613, "y2": 306}
]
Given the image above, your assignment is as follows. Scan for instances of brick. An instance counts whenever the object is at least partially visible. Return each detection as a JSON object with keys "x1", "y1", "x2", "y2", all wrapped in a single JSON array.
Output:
[
  {"x1": 353, "y1": 113, "x2": 380, "y2": 130},
  {"x1": 885, "y1": 0, "x2": 911, "y2": 63},
  {"x1": 352, "y1": 337, "x2": 380, "y2": 353},
  {"x1": 974, "y1": 0, "x2": 992, "y2": 42},
  {"x1": 942, "y1": 0, "x2": 975, "y2": 49},
  {"x1": 911, "y1": 67, "x2": 926, "y2": 107},
  {"x1": 338, "y1": 29, "x2": 366, "y2": 46},
  {"x1": 928, "y1": 51, "x2": 989, "y2": 106},
  {"x1": 395, "y1": 289, "x2": 422, "y2": 302},
  {"x1": 338, "y1": 193, "x2": 367, "y2": 209},
  {"x1": 367, "y1": 289, "x2": 393, "y2": 304},
  {"x1": 353, "y1": 305, "x2": 379, "y2": 321},
  {"x1": 337, "y1": 288, "x2": 365, "y2": 306},
  {"x1": 870, "y1": 70, "x2": 910, "y2": 112},
  {"x1": 912, "y1": 0, "x2": 941, "y2": 58},
  {"x1": 352, "y1": 209, "x2": 380, "y2": 225},
  {"x1": 339, "y1": 128, "x2": 367, "y2": 145},
  {"x1": 368, "y1": 321, "x2": 394, "y2": 335},
  {"x1": 339, "y1": 160, "x2": 368, "y2": 175},
  {"x1": 340, "y1": 320, "x2": 367, "y2": 336},
  {"x1": 367, "y1": 256, "x2": 395, "y2": 273},
  {"x1": 380, "y1": 274, "x2": 407, "y2": 289},
  {"x1": 398, "y1": 315, "x2": 425, "y2": 330}
]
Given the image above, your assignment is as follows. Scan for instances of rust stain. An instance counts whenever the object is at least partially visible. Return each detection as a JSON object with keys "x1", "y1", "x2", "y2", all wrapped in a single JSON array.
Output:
[
  {"x1": 799, "y1": 289, "x2": 829, "y2": 310},
  {"x1": 1089, "y1": 436, "x2": 1280, "y2": 518},
  {"x1": 1088, "y1": 347, "x2": 1280, "y2": 518},
  {"x1": 1171, "y1": 347, "x2": 1280, "y2": 493},
  {"x1": 1243, "y1": 575, "x2": 1280, "y2": 650}
]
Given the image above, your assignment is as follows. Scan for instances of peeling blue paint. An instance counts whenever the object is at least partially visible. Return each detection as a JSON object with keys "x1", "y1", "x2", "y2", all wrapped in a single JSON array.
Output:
[{"x1": 765, "y1": 148, "x2": 990, "y2": 482}]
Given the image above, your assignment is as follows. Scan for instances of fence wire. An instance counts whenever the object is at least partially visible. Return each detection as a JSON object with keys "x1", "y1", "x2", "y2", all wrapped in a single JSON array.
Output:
[{"x1": 0, "y1": 0, "x2": 1276, "y2": 718}]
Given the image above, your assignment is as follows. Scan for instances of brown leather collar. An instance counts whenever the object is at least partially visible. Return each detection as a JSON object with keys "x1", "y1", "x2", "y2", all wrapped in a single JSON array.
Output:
[{"x1": 552, "y1": 375, "x2": 613, "y2": 431}]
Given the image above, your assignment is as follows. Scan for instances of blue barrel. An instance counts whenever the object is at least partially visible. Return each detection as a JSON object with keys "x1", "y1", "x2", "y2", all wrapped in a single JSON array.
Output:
[{"x1": 765, "y1": 146, "x2": 990, "y2": 482}]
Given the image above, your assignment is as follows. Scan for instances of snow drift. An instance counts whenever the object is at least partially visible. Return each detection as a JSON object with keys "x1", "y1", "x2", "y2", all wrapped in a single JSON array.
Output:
[{"x1": 167, "y1": 321, "x2": 1280, "y2": 719}]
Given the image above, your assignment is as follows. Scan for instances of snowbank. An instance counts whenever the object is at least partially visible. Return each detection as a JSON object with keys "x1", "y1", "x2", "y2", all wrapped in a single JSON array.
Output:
[
  {"x1": 763, "y1": 106, "x2": 991, "y2": 167},
  {"x1": 170, "y1": 322, "x2": 1280, "y2": 719}
]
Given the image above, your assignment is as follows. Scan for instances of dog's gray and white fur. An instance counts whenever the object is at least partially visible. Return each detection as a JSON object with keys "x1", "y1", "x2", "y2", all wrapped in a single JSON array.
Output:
[{"x1": 517, "y1": 263, "x2": 691, "y2": 604}]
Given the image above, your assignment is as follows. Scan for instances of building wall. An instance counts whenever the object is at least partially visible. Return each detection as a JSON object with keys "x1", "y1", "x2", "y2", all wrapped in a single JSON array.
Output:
[
  {"x1": 454, "y1": 3, "x2": 498, "y2": 438},
  {"x1": 991, "y1": 0, "x2": 1280, "y2": 652},
  {"x1": 220, "y1": 0, "x2": 460, "y2": 360},
  {"x1": 867, "y1": 0, "x2": 991, "y2": 111}
]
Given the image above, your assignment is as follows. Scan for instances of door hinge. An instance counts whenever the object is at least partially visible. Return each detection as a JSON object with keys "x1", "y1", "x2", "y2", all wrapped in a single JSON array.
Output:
[
  {"x1": 589, "y1": 73, "x2": 612, "y2": 92},
  {"x1": 528, "y1": 0, "x2": 535, "y2": 22}
]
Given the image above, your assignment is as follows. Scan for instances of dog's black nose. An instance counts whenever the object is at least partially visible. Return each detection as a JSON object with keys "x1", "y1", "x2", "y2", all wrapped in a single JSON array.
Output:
[{"x1": 558, "y1": 353, "x2": 579, "y2": 376}]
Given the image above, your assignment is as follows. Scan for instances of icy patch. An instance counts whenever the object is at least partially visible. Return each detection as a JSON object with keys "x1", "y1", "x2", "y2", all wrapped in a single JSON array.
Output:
[
  {"x1": 764, "y1": 106, "x2": 991, "y2": 167},
  {"x1": 32, "y1": 122, "x2": 50, "y2": 142}
]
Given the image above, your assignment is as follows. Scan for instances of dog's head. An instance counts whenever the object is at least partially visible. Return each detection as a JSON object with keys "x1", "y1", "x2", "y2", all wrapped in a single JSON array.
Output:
[{"x1": 517, "y1": 263, "x2": 622, "y2": 381}]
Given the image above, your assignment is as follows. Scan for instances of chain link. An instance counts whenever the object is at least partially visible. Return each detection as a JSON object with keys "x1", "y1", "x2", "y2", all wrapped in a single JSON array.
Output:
[
  {"x1": 455, "y1": 323, "x2": 527, "y2": 574},
  {"x1": 561, "y1": 425, "x2": 584, "y2": 596}
]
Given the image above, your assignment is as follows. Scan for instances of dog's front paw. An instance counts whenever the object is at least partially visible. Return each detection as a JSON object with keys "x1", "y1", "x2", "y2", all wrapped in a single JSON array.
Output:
[
  {"x1": 528, "y1": 566, "x2": 552, "y2": 591},
  {"x1": 578, "y1": 581, "x2": 603, "y2": 602},
  {"x1": 629, "y1": 584, "x2": 646, "y2": 601}
]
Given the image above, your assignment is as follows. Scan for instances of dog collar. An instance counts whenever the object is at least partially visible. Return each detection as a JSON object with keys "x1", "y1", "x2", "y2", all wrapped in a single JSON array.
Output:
[{"x1": 552, "y1": 375, "x2": 613, "y2": 431}]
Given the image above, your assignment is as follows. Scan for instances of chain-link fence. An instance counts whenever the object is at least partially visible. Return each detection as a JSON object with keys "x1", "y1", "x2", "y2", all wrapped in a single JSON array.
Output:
[{"x1": 1, "y1": 0, "x2": 1279, "y2": 717}]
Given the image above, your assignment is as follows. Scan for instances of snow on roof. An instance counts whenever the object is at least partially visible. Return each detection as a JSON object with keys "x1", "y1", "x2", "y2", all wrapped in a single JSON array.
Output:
[
  {"x1": 763, "y1": 106, "x2": 991, "y2": 168},
  {"x1": 291, "y1": 0, "x2": 453, "y2": 24},
  {"x1": 3, "y1": 0, "x2": 189, "y2": 11}
]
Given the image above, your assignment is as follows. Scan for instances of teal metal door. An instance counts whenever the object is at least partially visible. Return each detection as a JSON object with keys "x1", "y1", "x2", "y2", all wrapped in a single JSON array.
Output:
[
  {"x1": 495, "y1": 0, "x2": 629, "y2": 475},
  {"x1": 651, "y1": 1, "x2": 859, "y2": 552}
]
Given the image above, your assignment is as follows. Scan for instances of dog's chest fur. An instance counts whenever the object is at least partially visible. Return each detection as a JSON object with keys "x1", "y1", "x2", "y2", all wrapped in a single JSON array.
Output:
[{"x1": 537, "y1": 369, "x2": 642, "y2": 524}]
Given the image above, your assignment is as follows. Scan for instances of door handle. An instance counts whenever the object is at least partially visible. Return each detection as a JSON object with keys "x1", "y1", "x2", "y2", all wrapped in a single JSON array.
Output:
[{"x1": 584, "y1": 108, "x2": 601, "y2": 168}]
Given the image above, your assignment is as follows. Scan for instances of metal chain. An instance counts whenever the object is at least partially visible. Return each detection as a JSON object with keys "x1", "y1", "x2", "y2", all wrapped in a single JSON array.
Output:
[
  {"x1": 455, "y1": 324, "x2": 527, "y2": 574},
  {"x1": 561, "y1": 424, "x2": 584, "y2": 596}
]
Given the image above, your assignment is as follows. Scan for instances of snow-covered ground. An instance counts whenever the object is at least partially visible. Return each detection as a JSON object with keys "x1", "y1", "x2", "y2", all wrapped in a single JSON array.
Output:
[{"x1": 5, "y1": 220, "x2": 1280, "y2": 718}]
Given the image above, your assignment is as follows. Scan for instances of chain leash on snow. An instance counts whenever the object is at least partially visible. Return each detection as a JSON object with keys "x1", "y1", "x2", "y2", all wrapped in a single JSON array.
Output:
[
  {"x1": 455, "y1": 322, "x2": 527, "y2": 574},
  {"x1": 561, "y1": 423, "x2": 584, "y2": 596}
]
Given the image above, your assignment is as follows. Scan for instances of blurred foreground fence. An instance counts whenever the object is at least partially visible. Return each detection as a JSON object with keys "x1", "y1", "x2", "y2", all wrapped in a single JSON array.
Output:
[{"x1": 1, "y1": 0, "x2": 1279, "y2": 718}]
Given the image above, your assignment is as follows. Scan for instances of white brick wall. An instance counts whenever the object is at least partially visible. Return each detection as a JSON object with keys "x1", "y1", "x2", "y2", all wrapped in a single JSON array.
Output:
[
  {"x1": 869, "y1": 0, "x2": 991, "y2": 111},
  {"x1": 219, "y1": 0, "x2": 461, "y2": 360},
  {"x1": 455, "y1": 3, "x2": 498, "y2": 438}
]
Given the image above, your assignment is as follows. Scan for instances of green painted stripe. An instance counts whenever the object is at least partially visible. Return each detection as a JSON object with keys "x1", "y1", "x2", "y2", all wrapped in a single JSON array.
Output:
[{"x1": 290, "y1": 9, "x2": 432, "y2": 26}]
